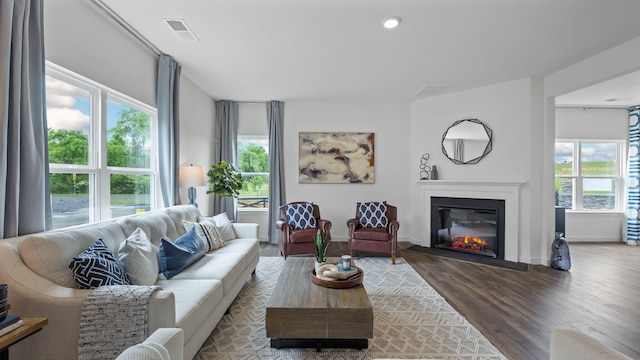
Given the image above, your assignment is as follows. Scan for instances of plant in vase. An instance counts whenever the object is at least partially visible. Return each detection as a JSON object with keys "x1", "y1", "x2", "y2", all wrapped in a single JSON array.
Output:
[{"x1": 314, "y1": 229, "x2": 329, "y2": 273}]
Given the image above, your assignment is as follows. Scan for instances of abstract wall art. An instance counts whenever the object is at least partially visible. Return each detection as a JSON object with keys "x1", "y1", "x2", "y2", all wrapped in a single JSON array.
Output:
[{"x1": 299, "y1": 132, "x2": 375, "y2": 184}]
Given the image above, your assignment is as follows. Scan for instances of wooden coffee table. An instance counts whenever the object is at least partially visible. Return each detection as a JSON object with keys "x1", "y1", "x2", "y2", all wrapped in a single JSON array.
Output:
[{"x1": 265, "y1": 257, "x2": 373, "y2": 351}]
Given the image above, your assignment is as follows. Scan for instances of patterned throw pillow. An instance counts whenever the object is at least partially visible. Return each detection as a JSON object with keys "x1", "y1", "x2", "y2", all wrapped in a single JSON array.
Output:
[
  {"x1": 283, "y1": 203, "x2": 317, "y2": 230},
  {"x1": 157, "y1": 227, "x2": 205, "y2": 279},
  {"x1": 183, "y1": 220, "x2": 224, "y2": 252},
  {"x1": 357, "y1": 201, "x2": 388, "y2": 228},
  {"x1": 69, "y1": 239, "x2": 131, "y2": 289}
]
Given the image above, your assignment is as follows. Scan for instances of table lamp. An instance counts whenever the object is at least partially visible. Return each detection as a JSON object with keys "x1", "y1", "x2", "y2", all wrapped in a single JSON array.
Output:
[{"x1": 179, "y1": 165, "x2": 206, "y2": 207}]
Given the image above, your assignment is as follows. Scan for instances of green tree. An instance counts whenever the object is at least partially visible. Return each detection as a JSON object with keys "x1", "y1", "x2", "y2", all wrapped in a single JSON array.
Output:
[
  {"x1": 107, "y1": 108, "x2": 151, "y2": 168},
  {"x1": 238, "y1": 143, "x2": 269, "y2": 193},
  {"x1": 107, "y1": 108, "x2": 151, "y2": 194},
  {"x1": 48, "y1": 128, "x2": 89, "y2": 194},
  {"x1": 48, "y1": 128, "x2": 88, "y2": 165}
]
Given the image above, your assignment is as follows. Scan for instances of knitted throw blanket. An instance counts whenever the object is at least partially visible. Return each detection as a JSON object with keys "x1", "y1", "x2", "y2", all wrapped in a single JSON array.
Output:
[{"x1": 78, "y1": 285, "x2": 161, "y2": 360}]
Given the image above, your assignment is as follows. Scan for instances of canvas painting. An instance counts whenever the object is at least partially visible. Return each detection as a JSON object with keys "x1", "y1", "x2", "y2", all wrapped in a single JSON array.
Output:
[{"x1": 299, "y1": 132, "x2": 375, "y2": 183}]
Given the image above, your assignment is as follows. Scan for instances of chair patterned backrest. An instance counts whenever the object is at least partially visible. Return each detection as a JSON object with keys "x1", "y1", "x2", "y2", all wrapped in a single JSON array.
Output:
[{"x1": 279, "y1": 202, "x2": 321, "y2": 223}]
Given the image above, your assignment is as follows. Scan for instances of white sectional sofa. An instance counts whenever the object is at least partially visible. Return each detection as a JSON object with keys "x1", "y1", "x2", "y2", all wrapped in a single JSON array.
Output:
[{"x1": 0, "y1": 205, "x2": 260, "y2": 360}]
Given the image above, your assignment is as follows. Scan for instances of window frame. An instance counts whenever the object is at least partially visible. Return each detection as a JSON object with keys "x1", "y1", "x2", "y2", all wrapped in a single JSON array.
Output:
[
  {"x1": 555, "y1": 139, "x2": 625, "y2": 212},
  {"x1": 46, "y1": 61, "x2": 160, "y2": 226}
]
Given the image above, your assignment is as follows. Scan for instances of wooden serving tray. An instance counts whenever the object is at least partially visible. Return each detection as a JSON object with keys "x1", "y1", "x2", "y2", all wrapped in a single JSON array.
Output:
[{"x1": 311, "y1": 266, "x2": 364, "y2": 289}]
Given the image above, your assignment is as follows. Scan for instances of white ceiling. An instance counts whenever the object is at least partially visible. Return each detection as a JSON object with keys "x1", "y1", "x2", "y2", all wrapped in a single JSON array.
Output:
[
  {"x1": 99, "y1": 0, "x2": 640, "y2": 104},
  {"x1": 555, "y1": 70, "x2": 640, "y2": 108}
]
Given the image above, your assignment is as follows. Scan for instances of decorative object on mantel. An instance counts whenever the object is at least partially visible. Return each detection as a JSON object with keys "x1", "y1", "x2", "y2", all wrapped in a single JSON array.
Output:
[
  {"x1": 314, "y1": 229, "x2": 329, "y2": 273},
  {"x1": 299, "y1": 132, "x2": 375, "y2": 184},
  {"x1": 550, "y1": 232, "x2": 571, "y2": 270},
  {"x1": 442, "y1": 118, "x2": 493, "y2": 164},
  {"x1": 419, "y1": 153, "x2": 431, "y2": 180},
  {"x1": 431, "y1": 165, "x2": 439, "y2": 180}
]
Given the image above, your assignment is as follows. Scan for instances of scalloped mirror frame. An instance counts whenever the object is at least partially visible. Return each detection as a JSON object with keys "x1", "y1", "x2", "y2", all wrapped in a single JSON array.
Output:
[{"x1": 441, "y1": 118, "x2": 493, "y2": 164}]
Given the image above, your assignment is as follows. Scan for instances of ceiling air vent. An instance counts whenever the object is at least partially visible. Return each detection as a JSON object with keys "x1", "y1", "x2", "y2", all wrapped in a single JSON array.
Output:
[
  {"x1": 164, "y1": 18, "x2": 199, "y2": 41},
  {"x1": 414, "y1": 83, "x2": 450, "y2": 97}
]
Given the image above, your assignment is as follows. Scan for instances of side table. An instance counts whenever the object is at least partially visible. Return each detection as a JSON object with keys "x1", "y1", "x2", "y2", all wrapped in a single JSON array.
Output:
[{"x1": 0, "y1": 317, "x2": 48, "y2": 360}]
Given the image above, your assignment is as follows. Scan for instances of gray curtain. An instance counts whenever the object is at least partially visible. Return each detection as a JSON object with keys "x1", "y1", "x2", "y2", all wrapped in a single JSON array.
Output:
[
  {"x1": 0, "y1": 0, "x2": 52, "y2": 238},
  {"x1": 157, "y1": 54, "x2": 181, "y2": 207},
  {"x1": 267, "y1": 101, "x2": 285, "y2": 244},
  {"x1": 214, "y1": 100, "x2": 238, "y2": 221}
]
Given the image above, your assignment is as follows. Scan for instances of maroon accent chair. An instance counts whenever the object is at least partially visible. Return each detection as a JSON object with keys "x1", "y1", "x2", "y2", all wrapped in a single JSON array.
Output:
[
  {"x1": 275, "y1": 202, "x2": 332, "y2": 258},
  {"x1": 347, "y1": 204, "x2": 399, "y2": 264}
]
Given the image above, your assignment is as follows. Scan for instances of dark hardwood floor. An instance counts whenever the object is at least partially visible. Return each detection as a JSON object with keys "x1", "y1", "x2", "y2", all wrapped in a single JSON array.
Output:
[{"x1": 259, "y1": 241, "x2": 640, "y2": 360}]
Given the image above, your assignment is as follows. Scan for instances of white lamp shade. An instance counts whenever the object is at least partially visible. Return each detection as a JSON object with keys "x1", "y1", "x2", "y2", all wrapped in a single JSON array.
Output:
[{"x1": 179, "y1": 165, "x2": 206, "y2": 187}]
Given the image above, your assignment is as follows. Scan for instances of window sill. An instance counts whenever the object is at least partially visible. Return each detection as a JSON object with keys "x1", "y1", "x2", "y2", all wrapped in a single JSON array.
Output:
[
  {"x1": 565, "y1": 210, "x2": 625, "y2": 215},
  {"x1": 238, "y1": 208, "x2": 268, "y2": 212}
]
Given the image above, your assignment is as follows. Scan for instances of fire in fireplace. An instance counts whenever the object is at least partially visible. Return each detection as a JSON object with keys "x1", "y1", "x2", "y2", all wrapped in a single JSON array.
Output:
[{"x1": 431, "y1": 197, "x2": 505, "y2": 260}]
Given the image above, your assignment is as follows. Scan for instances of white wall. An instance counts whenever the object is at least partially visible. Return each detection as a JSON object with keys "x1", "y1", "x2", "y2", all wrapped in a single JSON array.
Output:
[
  {"x1": 555, "y1": 108, "x2": 628, "y2": 242},
  {"x1": 178, "y1": 78, "x2": 216, "y2": 216},
  {"x1": 45, "y1": 0, "x2": 218, "y2": 217},
  {"x1": 556, "y1": 108, "x2": 628, "y2": 139},
  {"x1": 278, "y1": 102, "x2": 411, "y2": 242},
  {"x1": 409, "y1": 78, "x2": 546, "y2": 264},
  {"x1": 44, "y1": 0, "x2": 157, "y2": 107},
  {"x1": 545, "y1": 36, "x2": 640, "y2": 248}
]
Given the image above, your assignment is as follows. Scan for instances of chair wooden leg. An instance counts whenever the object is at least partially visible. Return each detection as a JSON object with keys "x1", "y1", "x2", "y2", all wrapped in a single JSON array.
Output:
[{"x1": 392, "y1": 254, "x2": 396, "y2": 264}]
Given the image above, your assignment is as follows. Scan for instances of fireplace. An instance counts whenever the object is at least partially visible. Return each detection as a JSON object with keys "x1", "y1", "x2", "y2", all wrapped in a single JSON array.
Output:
[{"x1": 431, "y1": 197, "x2": 505, "y2": 260}]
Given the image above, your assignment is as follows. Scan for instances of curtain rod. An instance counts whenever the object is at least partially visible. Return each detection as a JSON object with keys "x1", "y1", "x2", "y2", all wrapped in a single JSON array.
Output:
[
  {"x1": 90, "y1": 0, "x2": 161, "y2": 56},
  {"x1": 555, "y1": 105, "x2": 631, "y2": 110}
]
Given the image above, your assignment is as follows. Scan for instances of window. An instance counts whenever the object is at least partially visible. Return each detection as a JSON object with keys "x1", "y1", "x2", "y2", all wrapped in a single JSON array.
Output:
[
  {"x1": 46, "y1": 62, "x2": 158, "y2": 229},
  {"x1": 555, "y1": 140, "x2": 624, "y2": 211},
  {"x1": 237, "y1": 135, "x2": 269, "y2": 210}
]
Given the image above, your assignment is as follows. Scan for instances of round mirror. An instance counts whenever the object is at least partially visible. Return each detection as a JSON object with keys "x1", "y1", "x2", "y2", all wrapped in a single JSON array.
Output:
[{"x1": 441, "y1": 119, "x2": 492, "y2": 164}]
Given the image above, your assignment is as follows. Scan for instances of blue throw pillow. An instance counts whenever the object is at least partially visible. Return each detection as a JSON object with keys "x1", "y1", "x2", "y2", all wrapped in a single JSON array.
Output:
[
  {"x1": 357, "y1": 201, "x2": 388, "y2": 228},
  {"x1": 283, "y1": 203, "x2": 317, "y2": 230},
  {"x1": 69, "y1": 239, "x2": 131, "y2": 289},
  {"x1": 158, "y1": 227, "x2": 205, "y2": 279}
]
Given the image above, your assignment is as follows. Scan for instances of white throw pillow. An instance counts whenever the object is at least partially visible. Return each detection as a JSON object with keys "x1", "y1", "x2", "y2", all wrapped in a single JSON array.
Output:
[
  {"x1": 182, "y1": 220, "x2": 224, "y2": 252},
  {"x1": 118, "y1": 227, "x2": 159, "y2": 285},
  {"x1": 211, "y1": 212, "x2": 236, "y2": 241}
]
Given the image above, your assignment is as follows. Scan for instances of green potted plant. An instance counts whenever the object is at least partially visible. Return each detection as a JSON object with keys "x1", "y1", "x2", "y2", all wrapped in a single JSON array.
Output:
[
  {"x1": 206, "y1": 160, "x2": 243, "y2": 198},
  {"x1": 314, "y1": 229, "x2": 329, "y2": 272}
]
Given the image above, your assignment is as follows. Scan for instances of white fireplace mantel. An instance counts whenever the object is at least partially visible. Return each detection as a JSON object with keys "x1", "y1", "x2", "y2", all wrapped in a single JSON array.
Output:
[{"x1": 417, "y1": 179, "x2": 525, "y2": 263}]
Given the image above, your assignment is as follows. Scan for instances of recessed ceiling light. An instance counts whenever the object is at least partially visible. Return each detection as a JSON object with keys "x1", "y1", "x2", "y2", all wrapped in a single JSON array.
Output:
[{"x1": 382, "y1": 16, "x2": 401, "y2": 29}]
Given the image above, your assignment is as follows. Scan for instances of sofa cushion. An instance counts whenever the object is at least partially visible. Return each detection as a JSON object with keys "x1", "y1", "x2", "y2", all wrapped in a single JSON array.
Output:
[
  {"x1": 69, "y1": 239, "x2": 131, "y2": 289},
  {"x1": 161, "y1": 251, "x2": 247, "y2": 294},
  {"x1": 158, "y1": 228, "x2": 205, "y2": 279},
  {"x1": 118, "y1": 227, "x2": 159, "y2": 285},
  {"x1": 156, "y1": 279, "x2": 223, "y2": 345},
  {"x1": 182, "y1": 220, "x2": 224, "y2": 252},
  {"x1": 18, "y1": 222, "x2": 126, "y2": 288},
  {"x1": 164, "y1": 205, "x2": 200, "y2": 236},
  {"x1": 357, "y1": 201, "x2": 388, "y2": 228},
  {"x1": 283, "y1": 203, "x2": 317, "y2": 230},
  {"x1": 118, "y1": 212, "x2": 179, "y2": 247}
]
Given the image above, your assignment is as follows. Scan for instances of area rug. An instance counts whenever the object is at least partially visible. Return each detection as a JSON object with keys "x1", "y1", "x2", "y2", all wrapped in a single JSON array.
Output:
[{"x1": 195, "y1": 257, "x2": 507, "y2": 360}]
